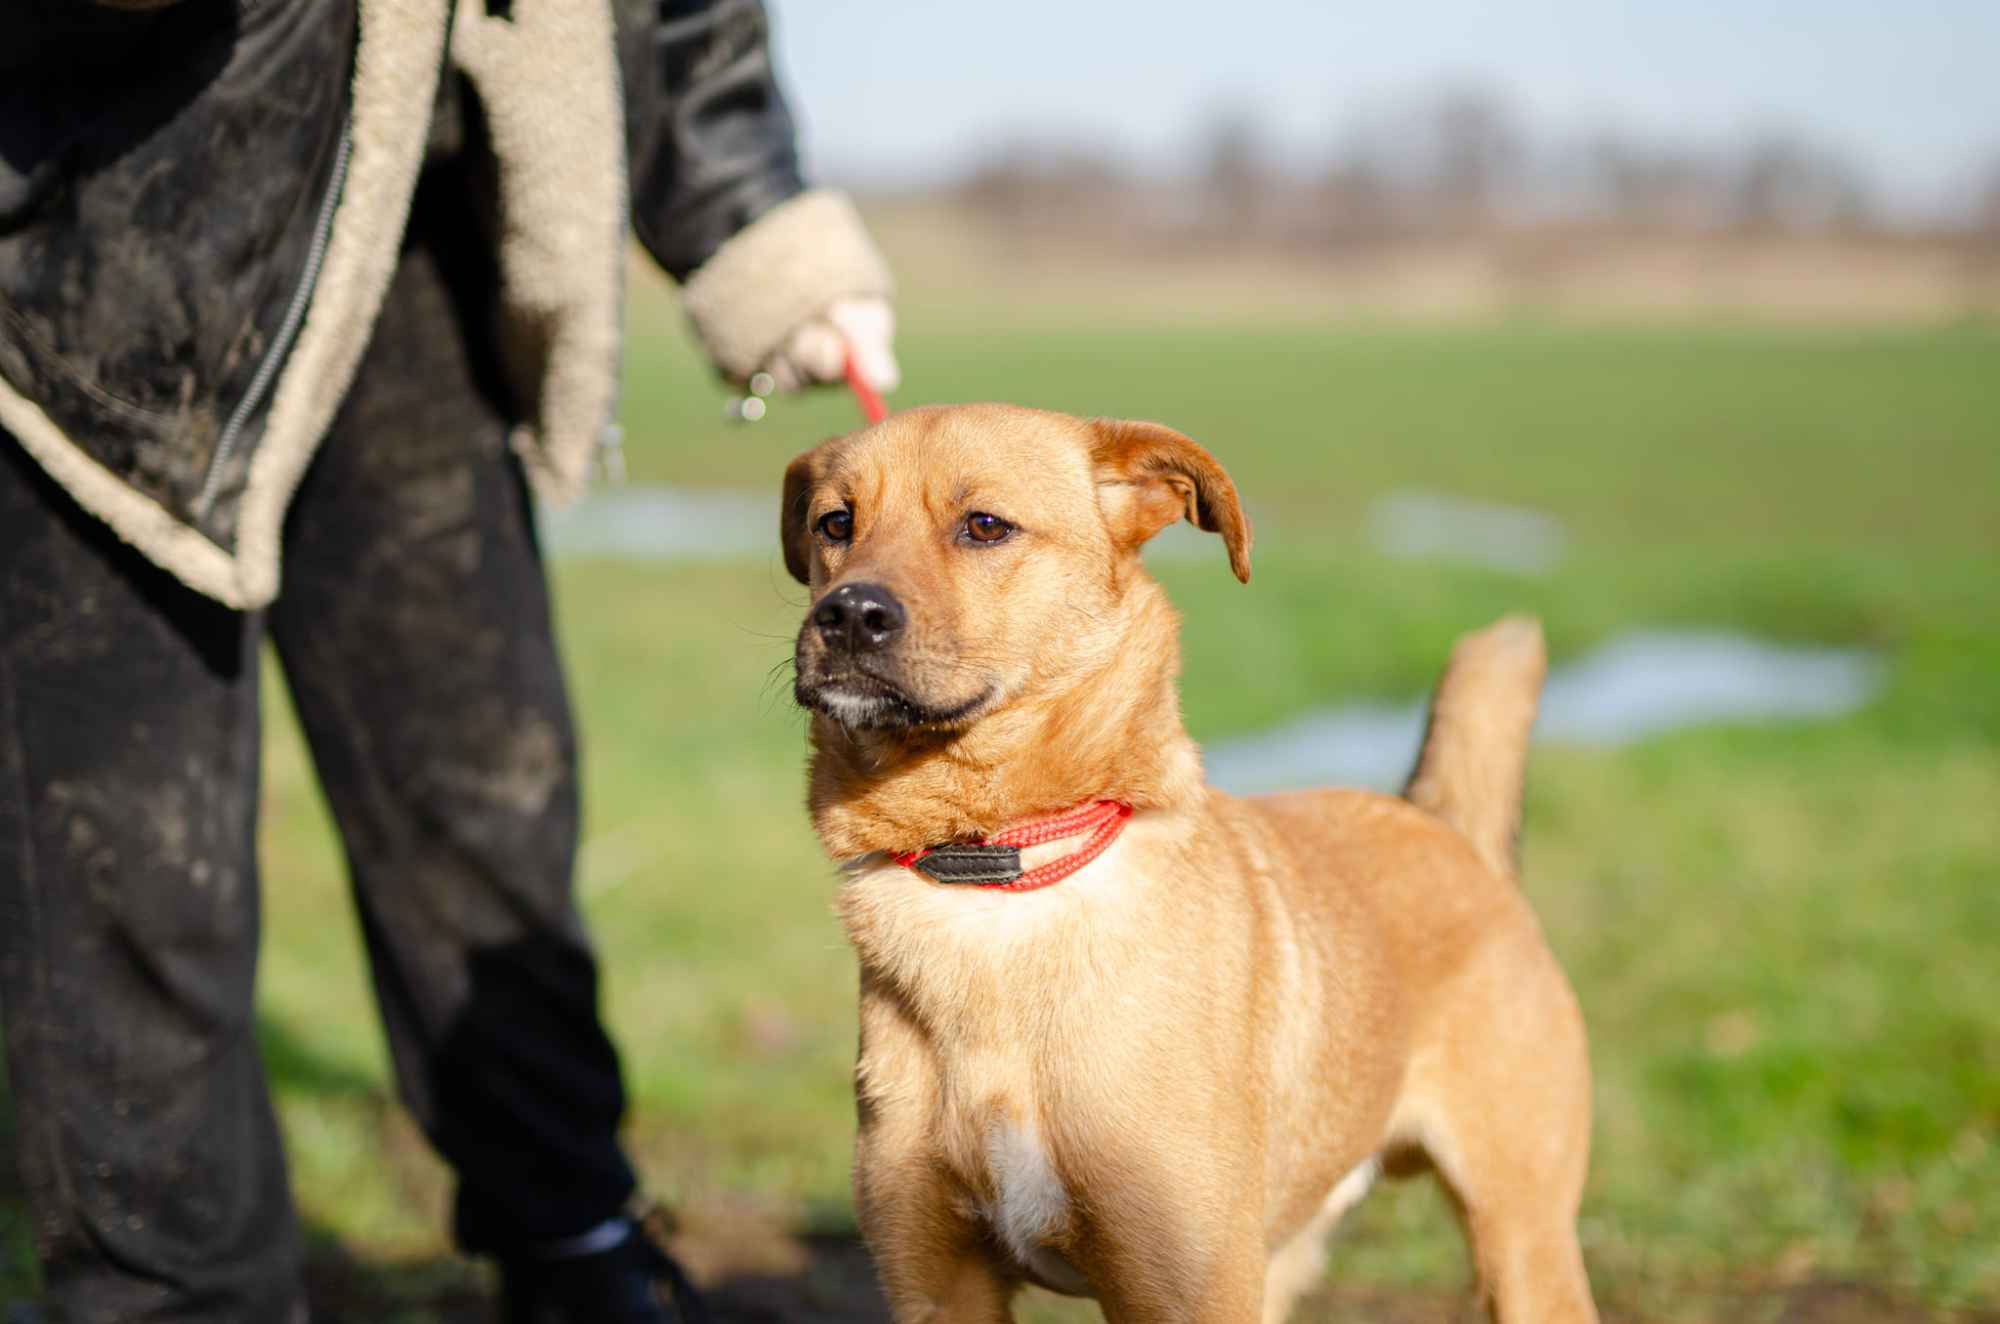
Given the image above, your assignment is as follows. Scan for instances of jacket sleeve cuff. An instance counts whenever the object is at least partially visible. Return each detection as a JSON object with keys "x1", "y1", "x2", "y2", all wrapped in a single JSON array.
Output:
[{"x1": 678, "y1": 189, "x2": 893, "y2": 381}]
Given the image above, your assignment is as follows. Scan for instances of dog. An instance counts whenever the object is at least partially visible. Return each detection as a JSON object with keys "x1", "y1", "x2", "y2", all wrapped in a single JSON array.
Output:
[{"x1": 781, "y1": 403, "x2": 1598, "y2": 1323}]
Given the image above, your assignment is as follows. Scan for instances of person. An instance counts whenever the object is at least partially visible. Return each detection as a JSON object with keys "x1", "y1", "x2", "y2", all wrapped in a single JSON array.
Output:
[{"x1": 0, "y1": 0, "x2": 897, "y2": 1319}]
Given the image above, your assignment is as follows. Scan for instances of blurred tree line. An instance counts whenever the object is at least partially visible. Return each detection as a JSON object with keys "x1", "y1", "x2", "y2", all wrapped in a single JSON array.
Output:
[{"x1": 949, "y1": 85, "x2": 1998, "y2": 252}]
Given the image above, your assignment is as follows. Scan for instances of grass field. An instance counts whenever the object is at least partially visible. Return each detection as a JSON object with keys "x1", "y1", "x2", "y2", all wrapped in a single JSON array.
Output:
[{"x1": 4, "y1": 289, "x2": 1997, "y2": 1320}]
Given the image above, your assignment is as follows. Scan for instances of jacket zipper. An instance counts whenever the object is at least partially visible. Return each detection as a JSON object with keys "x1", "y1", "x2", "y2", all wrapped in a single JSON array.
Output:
[{"x1": 193, "y1": 118, "x2": 353, "y2": 522}]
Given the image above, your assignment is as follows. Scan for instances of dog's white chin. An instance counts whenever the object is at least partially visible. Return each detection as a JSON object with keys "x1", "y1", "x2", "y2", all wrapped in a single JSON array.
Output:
[
  {"x1": 803, "y1": 675, "x2": 996, "y2": 731},
  {"x1": 818, "y1": 688, "x2": 894, "y2": 727}
]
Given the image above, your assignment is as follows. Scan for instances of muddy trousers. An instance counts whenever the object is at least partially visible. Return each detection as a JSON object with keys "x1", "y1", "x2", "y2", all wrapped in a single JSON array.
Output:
[{"x1": 0, "y1": 176, "x2": 636, "y2": 1322}]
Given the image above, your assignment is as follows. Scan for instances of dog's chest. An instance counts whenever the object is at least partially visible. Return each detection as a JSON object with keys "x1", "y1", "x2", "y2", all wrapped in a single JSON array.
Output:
[
  {"x1": 981, "y1": 1117, "x2": 1091, "y2": 1295},
  {"x1": 842, "y1": 829, "x2": 1181, "y2": 1298},
  {"x1": 844, "y1": 882, "x2": 1134, "y2": 1298},
  {"x1": 855, "y1": 1019, "x2": 1094, "y2": 1294},
  {"x1": 838, "y1": 832, "x2": 1157, "y2": 997}
]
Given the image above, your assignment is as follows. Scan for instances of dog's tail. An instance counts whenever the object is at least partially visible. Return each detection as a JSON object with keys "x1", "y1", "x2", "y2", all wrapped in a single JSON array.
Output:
[{"x1": 1402, "y1": 615, "x2": 1546, "y2": 879}]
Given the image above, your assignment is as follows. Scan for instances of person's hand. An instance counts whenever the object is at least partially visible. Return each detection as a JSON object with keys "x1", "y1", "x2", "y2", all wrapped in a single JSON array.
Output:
[
  {"x1": 676, "y1": 191, "x2": 896, "y2": 397},
  {"x1": 760, "y1": 296, "x2": 900, "y2": 395}
]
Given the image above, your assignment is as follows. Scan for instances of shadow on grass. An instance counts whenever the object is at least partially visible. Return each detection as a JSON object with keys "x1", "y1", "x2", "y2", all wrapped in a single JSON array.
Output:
[
  {"x1": 300, "y1": 1225, "x2": 889, "y2": 1324},
  {"x1": 687, "y1": 1231, "x2": 890, "y2": 1323},
  {"x1": 300, "y1": 1231, "x2": 1997, "y2": 1324},
  {"x1": 254, "y1": 1008, "x2": 896, "y2": 1322},
  {"x1": 7, "y1": 1031, "x2": 1992, "y2": 1324},
  {"x1": 301, "y1": 1234, "x2": 489, "y2": 1324}
]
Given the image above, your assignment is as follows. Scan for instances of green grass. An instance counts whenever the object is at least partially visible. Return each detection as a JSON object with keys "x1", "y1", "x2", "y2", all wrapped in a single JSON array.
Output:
[
  {"x1": 5, "y1": 303, "x2": 1998, "y2": 1317},
  {"x1": 622, "y1": 289, "x2": 2000, "y2": 556}
]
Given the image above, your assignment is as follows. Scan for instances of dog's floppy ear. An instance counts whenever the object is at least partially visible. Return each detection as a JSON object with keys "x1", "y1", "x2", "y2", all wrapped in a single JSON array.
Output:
[
  {"x1": 1089, "y1": 418, "x2": 1252, "y2": 583},
  {"x1": 781, "y1": 447, "x2": 820, "y2": 584}
]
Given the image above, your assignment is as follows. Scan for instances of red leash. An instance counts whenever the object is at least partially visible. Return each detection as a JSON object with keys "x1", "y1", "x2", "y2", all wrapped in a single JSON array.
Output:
[{"x1": 845, "y1": 345, "x2": 888, "y2": 424}]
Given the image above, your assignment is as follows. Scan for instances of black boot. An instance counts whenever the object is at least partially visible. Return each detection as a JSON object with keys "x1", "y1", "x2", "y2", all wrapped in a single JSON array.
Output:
[{"x1": 499, "y1": 1216, "x2": 709, "y2": 1324}]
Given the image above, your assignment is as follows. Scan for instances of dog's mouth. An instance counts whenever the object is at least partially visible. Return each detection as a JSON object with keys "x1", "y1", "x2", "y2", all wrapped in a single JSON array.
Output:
[{"x1": 795, "y1": 666, "x2": 992, "y2": 732}]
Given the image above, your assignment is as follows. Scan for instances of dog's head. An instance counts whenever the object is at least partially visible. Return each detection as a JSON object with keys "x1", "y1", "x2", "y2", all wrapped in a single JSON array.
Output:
[{"x1": 783, "y1": 404, "x2": 1250, "y2": 734}]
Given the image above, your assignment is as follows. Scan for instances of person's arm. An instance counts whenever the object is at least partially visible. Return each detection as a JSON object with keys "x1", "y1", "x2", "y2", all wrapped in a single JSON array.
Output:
[
  {"x1": 620, "y1": 0, "x2": 897, "y2": 390},
  {"x1": 623, "y1": 0, "x2": 802, "y2": 280}
]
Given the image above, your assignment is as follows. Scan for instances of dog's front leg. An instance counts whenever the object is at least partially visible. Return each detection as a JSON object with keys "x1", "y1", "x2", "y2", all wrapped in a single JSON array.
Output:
[
  {"x1": 873, "y1": 1239, "x2": 1016, "y2": 1324},
  {"x1": 1089, "y1": 1203, "x2": 1266, "y2": 1324},
  {"x1": 856, "y1": 1154, "x2": 1018, "y2": 1324},
  {"x1": 853, "y1": 992, "x2": 1020, "y2": 1322}
]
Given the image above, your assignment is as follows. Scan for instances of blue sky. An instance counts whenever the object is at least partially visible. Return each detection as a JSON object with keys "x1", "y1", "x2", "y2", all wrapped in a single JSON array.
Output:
[{"x1": 773, "y1": 1, "x2": 1999, "y2": 219}]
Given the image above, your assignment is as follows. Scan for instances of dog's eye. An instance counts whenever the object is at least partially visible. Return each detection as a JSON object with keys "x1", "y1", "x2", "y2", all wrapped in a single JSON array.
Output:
[
  {"x1": 962, "y1": 512, "x2": 1013, "y2": 544},
  {"x1": 816, "y1": 509, "x2": 853, "y2": 543}
]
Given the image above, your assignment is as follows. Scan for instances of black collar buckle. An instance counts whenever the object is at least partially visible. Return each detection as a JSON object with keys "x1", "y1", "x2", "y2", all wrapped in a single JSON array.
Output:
[{"x1": 910, "y1": 843, "x2": 1023, "y2": 885}]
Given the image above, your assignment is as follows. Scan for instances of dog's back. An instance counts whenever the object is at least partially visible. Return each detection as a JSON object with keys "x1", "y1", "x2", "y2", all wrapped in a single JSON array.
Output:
[{"x1": 1237, "y1": 614, "x2": 1548, "y2": 946}]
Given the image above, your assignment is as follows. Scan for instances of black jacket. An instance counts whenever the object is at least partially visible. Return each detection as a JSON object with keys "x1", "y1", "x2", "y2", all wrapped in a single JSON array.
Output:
[
  {"x1": 0, "y1": 0, "x2": 818, "y2": 604},
  {"x1": 624, "y1": 0, "x2": 805, "y2": 281}
]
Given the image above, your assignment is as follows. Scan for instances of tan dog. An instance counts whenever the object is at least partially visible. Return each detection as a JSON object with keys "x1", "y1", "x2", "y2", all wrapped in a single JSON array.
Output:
[{"x1": 781, "y1": 404, "x2": 1598, "y2": 1323}]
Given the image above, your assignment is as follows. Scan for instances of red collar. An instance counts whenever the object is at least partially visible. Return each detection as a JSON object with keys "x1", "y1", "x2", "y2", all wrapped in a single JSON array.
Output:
[{"x1": 893, "y1": 800, "x2": 1134, "y2": 892}]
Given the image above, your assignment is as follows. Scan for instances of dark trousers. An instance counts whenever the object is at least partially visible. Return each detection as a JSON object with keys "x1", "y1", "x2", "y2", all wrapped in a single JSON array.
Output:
[{"x1": 0, "y1": 168, "x2": 635, "y2": 1321}]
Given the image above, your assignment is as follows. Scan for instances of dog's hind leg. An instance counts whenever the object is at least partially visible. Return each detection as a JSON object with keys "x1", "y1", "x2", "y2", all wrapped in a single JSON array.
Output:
[
  {"x1": 1449, "y1": 1132, "x2": 1596, "y2": 1322},
  {"x1": 1461, "y1": 1206, "x2": 1596, "y2": 1324},
  {"x1": 1400, "y1": 939, "x2": 1599, "y2": 1324},
  {"x1": 1416, "y1": 1103, "x2": 1597, "y2": 1324}
]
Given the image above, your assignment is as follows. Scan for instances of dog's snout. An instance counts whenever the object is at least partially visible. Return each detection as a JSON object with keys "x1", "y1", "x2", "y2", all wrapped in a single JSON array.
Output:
[{"x1": 814, "y1": 582, "x2": 906, "y2": 653}]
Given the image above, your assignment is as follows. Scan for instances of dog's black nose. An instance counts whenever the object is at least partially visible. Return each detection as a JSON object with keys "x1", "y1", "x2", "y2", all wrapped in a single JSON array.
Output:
[{"x1": 814, "y1": 582, "x2": 906, "y2": 653}]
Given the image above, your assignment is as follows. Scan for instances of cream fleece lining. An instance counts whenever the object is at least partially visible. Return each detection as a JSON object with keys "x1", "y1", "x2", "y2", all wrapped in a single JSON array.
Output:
[
  {"x1": 679, "y1": 189, "x2": 894, "y2": 381},
  {"x1": 1, "y1": 0, "x2": 450, "y2": 609},
  {"x1": 451, "y1": 0, "x2": 626, "y2": 508}
]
